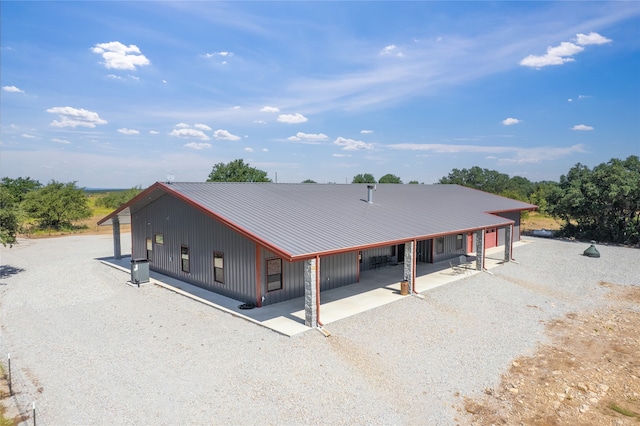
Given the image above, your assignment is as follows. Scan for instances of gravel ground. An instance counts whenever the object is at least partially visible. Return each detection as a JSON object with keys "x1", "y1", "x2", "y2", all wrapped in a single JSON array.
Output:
[{"x1": 0, "y1": 234, "x2": 638, "y2": 425}]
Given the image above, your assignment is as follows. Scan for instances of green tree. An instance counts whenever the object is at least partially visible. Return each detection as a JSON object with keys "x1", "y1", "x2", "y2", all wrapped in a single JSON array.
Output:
[
  {"x1": 378, "y1": 174, "x2": 402, "y2": 184},
  {"x1": 439, "y1": 167, "x2": 533, "y2": 200},
  {"x1": 1, "y1": 176, "x2": 42, "y2": 203},
  {"x1": 0, "y1": 186, "x2": 22, "y2": 247},
  {"x1": 352, "y1": 173, "x2": 376, "y2": 184},
  {"x1": 22, "y1": 181, "x2": 92, "y2": 230},
  {"x1": 301, "y1": 179, "x2": 316, "y2": 183},
  {"x1": 548, "y1": 156, "x2": 640, "y2": 244},
  {"x1": 95, "y1": 186, "x2": 142, "y2": 209},
  {"x1": 207, "y1": 159, "x2": 271, "y2": 182},
  {"x1": 408, "y1": 181, "x2": 420, "y2": 184}
]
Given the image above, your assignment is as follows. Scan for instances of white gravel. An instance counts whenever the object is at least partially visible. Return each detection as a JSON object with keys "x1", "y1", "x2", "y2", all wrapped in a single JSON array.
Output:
[{"x1": 1, "y1": 234, "x2": 638, "y2": 425}]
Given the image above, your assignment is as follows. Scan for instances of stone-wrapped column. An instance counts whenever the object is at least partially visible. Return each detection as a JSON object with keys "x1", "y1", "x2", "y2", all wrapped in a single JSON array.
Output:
[
  {"x1": 504, "y1": 225, "x2": 512, "y2": 262},
  {"x1": 304, "y1": 258, "x2": 317, "y2": 328},
  {"x1": 113, "y1": 217, "x2": 122, "y2": 259},
  {"x1": 475, "y1": 229, "x2": 485, "y2": 271},
  {"x1": 403, "y1": 241, "x2": 414, "y2": 292}
]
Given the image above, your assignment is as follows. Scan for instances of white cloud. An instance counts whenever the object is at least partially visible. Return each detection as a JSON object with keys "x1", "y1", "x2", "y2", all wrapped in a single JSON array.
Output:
[
  {"x1": 332, "y1": 153, "x2": 352, "y2": 158},
  {"x1": 254, "y1": 120, "x2": 267, "y2": 124},
  {"x1": 287, "y1": 132, "x2": 328, "y2": 143},
  {"x1": 52, "y1": 138, "x2": 71, "y2": 144},
  {"x1": 92, "y1": 41, "x2": 150, "y2": 70},
  {"x1": 502, "y1": 118, "x2": 522, "y2": 126},
  {"x1": 175, "y1": 122, "x2": 190, "y2": 128},
  {"x1": 205, "y1": 51, "x2": 234, "y2": 58},
  {"x1": 333, "y1": 137, "x2": 373, "y2": 151},
  {"x1": 578, "y1": 95, "x2": 591, "y2": 99},
  {"x1": 571, "y1": 124, "x2": 594, "y2": 131},
  {"x1": 380, "y1": 44, "x2": 403, "y2": 57},
  {"x1": 184, "y1": 142, "x2": 212, "y2": 150},
  {"x1": 2, "y1": 85, "x2": 24, "y2": 93},
  {"x1": 170, "y1": 127, "x2": 210, "y2": 140},
  {"x1": 194, "y1": 123, "x2": 212, "y2": 131},
  {"x1": 244, "y1": 147, "x2": 254, "y2": 152},
  {"x1": 261, "y1": 106, "x2": 280, "y2": 113},
  {"x1": 149, "y1": 130, "x2": 160, "y2": 135},
  {"x1": 107, "y1": 74, "x2": 122, "y2": 80},
  {"x1": 21, "y1": 134, "x2": 37, "y2": 139},
  {"x1": 46, "y1": 106, "x2": 107, "y2": 128},
  {"x1": 213, "y1": 129, "x2": 241, "y2": 141},
  {"x1": 520, "y1": 32, "x2": 610, "y2": 69},
  {"x1": 360, "y1": 130, "x2": 374, "y2": 134},
  {"x1": 277, "y1": 113, "x2": 308, "y2": 124},
  {"x1": 575, "y1": 32, "x2": 612, "y2": 46},
  {"x1": 118, "y1": 128, "x2": 140, "y2": 135},
  {"x1": 162, "y1": 80, "x2": 167, "y2": 84}
]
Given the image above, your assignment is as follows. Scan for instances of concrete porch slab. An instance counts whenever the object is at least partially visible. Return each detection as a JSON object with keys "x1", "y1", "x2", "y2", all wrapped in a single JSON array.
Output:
[{"x1": 99, "y1": 242, "x2": 526, "y2": 337}]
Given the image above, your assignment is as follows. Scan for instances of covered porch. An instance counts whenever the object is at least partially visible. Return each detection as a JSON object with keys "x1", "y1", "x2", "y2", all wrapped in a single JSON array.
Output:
[{"x1": 99, "y1": 242, "x2": 522, "y2": 336}]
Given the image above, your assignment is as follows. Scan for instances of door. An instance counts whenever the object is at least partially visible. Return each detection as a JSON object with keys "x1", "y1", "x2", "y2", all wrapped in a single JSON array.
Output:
[
  {"x1": 397, "y1": 244, "x2": 405, "y2": 263},
  {"x1": 484, "y1": 228, "x2": 498, "y2": 249}
]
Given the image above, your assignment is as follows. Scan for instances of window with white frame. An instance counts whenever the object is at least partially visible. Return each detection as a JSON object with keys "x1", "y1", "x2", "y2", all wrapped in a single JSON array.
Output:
[
  {"x1": 213, "y1": 252, "x2": 224, "y2": 284},
  {"x1": 266, "y1": 258, "x2": 282, "y2": 292}
]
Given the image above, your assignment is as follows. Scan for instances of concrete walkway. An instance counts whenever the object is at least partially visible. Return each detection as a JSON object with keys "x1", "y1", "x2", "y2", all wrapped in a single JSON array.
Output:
[{"x1": 99, "y1": 243, "x2": 523, "y2": 336}]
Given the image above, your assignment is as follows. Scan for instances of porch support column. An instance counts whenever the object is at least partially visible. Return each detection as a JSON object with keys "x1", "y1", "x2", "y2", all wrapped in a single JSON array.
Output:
[
  {"x1": 403, "y1": 241, "x2": 414, "y2": 292},
  {"x1": 304, "y1": 258, "x2": 317, "y2": 328},
  {"x1": 475, "y1": 229, "x2": 485, "y2": 271},
  {"x1": 112, "y1": 217, "x2": 122, "y2": 259},
  {"x1": 504, "y1": 225, "x2": 512, "y2": 262}
]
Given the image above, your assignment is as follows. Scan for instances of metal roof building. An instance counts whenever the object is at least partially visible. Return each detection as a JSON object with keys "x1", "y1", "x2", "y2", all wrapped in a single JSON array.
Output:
[{"x1": 99, "y1": 182, "x2": 536, "y2": 327}]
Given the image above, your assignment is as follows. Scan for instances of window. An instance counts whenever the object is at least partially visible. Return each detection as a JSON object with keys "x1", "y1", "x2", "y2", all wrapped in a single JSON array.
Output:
[
  {"x1": 358, "y1": 251, "x2": 362, "y2": 264},
  {"x1": 436, "y1": 237, "x2": 444, "y2": 254},
  {"x1": 146, "y1": 238, "x2": 153, "y2": 261},
  {"x1": 456, "y1": 234, "x2": 463, "y2": 250},
  {"x1": 266, "y1": 258, "x2": 282, "y2": 292},
  {"x1": 180, "y1": 245, "x2": 189, "y2": 273},
  {"x1": 213, "y1": 252, "x2": 224, "y2": 284},
  {"x1": 155, "y1": 234, "x2": 164, "y2": 245}
]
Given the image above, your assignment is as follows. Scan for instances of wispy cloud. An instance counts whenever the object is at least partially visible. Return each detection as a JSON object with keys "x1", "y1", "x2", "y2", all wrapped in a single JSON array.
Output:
[
  {"x1": 2, "y1": 85, "x2": 24, "y2": 93},
  {"x1": 21, "y1": 134, "x2": 37, "y2": 139},
  {"x1": 260, "y1": 106, "x2": 280, "y2": 113},
  {"x1": 184, "y1": 142, "x2": 211, "y2": 150},
  {"x1": 118, "y1": 128, "x2": 140, "y2": 135},
  {"x1": 360, "y1": 130, "x2": 374, "y2": 134},
  {"x1": 571, "y1": 124, "x2": 594, "y2": 131},
  {"x1": 502, "y1": 118, "x2": 522, "y2": 126},
  {"x1": 52, "y1": 138, "x2": 71, "y2": 144},
  {"x1": 46, "y1": 106, "x2": 107, "y2": 128},
  {"x1": 194, "y1": 123, "x2": 212, "y2": 131},
  {"x1": 213, "y1": 129, "x2": 240, "y2": 140},
  {"x1": 287, "y1": 132, "x2": 328, "y2": 143},
  {"x1": 277, "y1": 113, "x2": 308, "y2": 124},
  {"x1": 333, "y1": 137, "x2": 373, "y2": 151},
  {"x1": 387, "y1": 142, "x2": 585, "y2": 163},
  {"x1": 520, "y1": 32, "x2": 611, "y2": 68},
  {"x1": 92, "y1": 41, "x2": 151, "y2": 70},
  {"x1": 170, "y1": 125, "x2": 210, "y2": 140}
]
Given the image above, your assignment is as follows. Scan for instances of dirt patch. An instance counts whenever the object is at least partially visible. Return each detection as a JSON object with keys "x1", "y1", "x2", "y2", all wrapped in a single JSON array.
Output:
[
  {"x1": 20, "y1": 215, "x2": 130, "y2": 239},
  {"x1": 461, "y1": 282, "x2": 640, "y2": 425},
  {"x1": 521, "y1": 212, "x2": 563, "y2": 232}
]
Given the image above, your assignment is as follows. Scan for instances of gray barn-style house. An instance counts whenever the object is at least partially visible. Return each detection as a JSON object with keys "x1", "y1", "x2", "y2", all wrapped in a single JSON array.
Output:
[{"x1": 99, "y1": 182, "x2": 536, "y2": 327}]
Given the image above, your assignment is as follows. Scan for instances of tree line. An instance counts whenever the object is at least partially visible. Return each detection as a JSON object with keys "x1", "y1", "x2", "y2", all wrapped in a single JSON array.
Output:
[{"x1": 2, "y1": 155, "x2": 638, "y2": 247}]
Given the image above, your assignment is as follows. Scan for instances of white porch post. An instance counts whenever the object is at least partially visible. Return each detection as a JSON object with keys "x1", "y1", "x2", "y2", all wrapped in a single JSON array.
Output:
[{"x1": 304, "y1": 258, "x2": 317, "y2": 328}]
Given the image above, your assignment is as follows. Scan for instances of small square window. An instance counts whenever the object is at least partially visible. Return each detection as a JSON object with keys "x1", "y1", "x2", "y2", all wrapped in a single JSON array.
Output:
[
  {"x1": 155, "y1": 234, "x2": 164, "y2": 245},
  {"x1": 456, "y1": 234, "x2": 463, "y2": 250}
]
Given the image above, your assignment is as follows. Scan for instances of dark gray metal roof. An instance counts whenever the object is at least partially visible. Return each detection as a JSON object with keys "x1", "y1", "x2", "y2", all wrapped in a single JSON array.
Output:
[{"x1": 100, "y1": 182, "x2": 536, "y2": 260}]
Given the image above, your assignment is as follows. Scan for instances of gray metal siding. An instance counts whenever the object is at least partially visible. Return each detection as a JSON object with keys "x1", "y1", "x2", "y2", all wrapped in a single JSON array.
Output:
[
  {"x1": 432, "y1": 234, "x2": 467, "y2": 263},
  {"x1": 497, "y1": 211, "x2": 521, "y2": 240},
  {"x1": 361, "y1": 246, "x2": 393, "y2": 271},
  {"x1": 133, "y1": 194, "x2": 257, "y2": 303},
  {"x1": 320, "y1": 252, "x2": 358, "y2": 291},
  {"x1": 260, "y1": 248, "x2": 305, "y2": 305}
]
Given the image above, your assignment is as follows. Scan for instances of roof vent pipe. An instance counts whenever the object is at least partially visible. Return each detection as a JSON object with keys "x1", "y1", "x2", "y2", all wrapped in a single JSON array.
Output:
[{"x1": 367, "y1": 184, "x2": 375, "y2": 203}]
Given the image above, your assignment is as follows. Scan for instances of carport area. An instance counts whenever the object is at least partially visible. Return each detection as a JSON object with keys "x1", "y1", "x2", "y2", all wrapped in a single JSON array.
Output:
[{"x1": 100, "y1": 243, "x2": 524, "y2": 336}]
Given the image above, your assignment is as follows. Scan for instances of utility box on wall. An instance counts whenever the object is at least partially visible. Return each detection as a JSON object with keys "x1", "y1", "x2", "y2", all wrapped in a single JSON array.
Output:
[{"x1": 131, "y1": 259, "x2": 150, "y2": 284}]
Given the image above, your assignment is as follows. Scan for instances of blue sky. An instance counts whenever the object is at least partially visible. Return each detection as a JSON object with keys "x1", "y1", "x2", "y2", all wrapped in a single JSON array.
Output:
[{"x1": 1, "y1": 1, "x2": 639, "y2": 188}]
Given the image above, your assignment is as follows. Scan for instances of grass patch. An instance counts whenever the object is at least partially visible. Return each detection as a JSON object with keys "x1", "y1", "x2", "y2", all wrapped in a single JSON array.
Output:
[{"x1": 610, "y1": 403, "x2": 638, "y2": 418}]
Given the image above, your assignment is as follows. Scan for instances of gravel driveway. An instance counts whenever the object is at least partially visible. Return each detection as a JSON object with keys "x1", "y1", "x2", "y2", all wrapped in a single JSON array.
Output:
[{"x1": 1, "y1": 234, "x2": 638, "y2": 425}]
